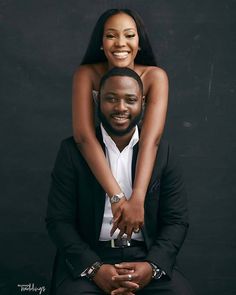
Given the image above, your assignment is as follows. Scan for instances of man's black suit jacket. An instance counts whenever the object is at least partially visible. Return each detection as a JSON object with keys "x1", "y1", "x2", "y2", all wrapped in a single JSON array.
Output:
[{"x1": 46, "y1": 128, "x2": 189, "y2": 288}]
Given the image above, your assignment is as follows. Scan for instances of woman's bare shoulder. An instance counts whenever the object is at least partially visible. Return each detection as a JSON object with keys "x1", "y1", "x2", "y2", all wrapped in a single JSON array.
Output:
[
  {"x1": 74, "y1": 63, "x2": 107, "y2": 76},
  {"x1": 73, "y1": 63, "x2": 107, "y2": 88},
  {"x1": 137, "y1": 65, "x2": 168, "y2": 80},
  {"x1": 135, "y1": 65, "x2": 168, "y2": 95}
]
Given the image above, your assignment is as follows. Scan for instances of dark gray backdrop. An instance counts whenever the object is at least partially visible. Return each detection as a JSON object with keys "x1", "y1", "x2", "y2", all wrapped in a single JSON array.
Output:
[{"x1": 1, "y1": 0, "x2": 235, "y2": 294}]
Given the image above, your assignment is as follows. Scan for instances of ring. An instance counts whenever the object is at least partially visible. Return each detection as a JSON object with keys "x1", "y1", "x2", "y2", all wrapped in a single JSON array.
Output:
[
  {"x1": 133, "y1": 228, "x2": 140, "y2": 233},
  {"x1": 128, "y1": 274, "x2": 132, "y2": 281}
]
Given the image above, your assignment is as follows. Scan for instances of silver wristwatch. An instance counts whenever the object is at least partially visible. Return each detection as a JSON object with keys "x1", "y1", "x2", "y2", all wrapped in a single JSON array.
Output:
[
  {"x1": 149, "y1": 262, "x2": 166, "y2": 280},
  {"x1": 110, "y1": 192, "x2": 126, "y2": 204},
  {"x1": 83, "y1": 261, "x2": 103, "y2": 280}
]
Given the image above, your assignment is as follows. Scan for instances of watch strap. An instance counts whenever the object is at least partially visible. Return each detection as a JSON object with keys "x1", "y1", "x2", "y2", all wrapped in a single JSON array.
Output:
[{"x1": 82, "y1": 261, "x2": 103, "y2": 280}]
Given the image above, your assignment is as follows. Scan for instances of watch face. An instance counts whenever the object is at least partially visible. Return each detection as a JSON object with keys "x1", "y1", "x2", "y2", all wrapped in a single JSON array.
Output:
[
  {"x1": 113, "y1": 195, "x2": 119, "y2": 201},
  {"x1": 111, "y1": 195, "x2": 120, "y2": 203},
  {"x1": 154, "y1": 269, "x2": 163, "y2": 279}
]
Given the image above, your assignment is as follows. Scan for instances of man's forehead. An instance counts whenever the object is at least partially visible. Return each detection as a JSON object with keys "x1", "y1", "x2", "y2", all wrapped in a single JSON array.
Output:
[{"x1": 101, "y1": 75, "x2": 141, "y2": 94}]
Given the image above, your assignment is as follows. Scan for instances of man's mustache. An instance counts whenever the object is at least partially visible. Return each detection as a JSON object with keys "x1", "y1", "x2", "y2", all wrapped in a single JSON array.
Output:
[{"x1": 110, "y1": 112, "x2": 131, "y2": 118}]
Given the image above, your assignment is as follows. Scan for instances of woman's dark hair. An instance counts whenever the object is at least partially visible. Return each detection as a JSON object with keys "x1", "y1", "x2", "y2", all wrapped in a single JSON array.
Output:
[{"x1": 81, "y1": 9, "x2": 157, "y2": 66}]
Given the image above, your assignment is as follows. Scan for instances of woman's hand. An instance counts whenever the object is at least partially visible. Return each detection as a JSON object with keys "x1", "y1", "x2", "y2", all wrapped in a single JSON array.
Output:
[
  {"x1": 110, "y1": 194, "x2": 144, "y2": 239},
  {"x1": 110, "y1": 197, "x2": 127, "y2": 228}
]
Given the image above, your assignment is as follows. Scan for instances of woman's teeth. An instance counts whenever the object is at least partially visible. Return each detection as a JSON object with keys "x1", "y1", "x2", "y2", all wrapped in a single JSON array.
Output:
[{"x1": 113, "y1": 51, "x2": 129, "y2": 59}]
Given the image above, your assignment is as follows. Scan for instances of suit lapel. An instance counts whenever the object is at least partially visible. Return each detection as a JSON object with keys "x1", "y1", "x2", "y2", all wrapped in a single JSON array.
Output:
[
  {"x1": 93, "y1": 128, "x2": 106, "y2": 240},
  {"x1": 131, "y1": 130, "x2": 159, "y2": 194},
  {"x1": 93, "y1": 181, "x2": 106, "y2": 240},
  {"x1": 132, "y1": 143, "x2": 138, "y2": 184}
]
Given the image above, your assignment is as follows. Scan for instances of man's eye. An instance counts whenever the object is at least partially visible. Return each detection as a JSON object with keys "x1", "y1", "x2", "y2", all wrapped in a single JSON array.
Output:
[{"x1": 106, "y1": 96, "x2": 116, "y2": 102}]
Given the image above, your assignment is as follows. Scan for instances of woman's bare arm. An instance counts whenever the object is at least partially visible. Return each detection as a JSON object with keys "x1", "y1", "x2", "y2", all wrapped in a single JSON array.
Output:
[
  {"x1": 72, "y1": 66, "x2": 124, "y2": 207},
  {"x1": 114, "y1": 67, "x2": 169, "y2": 238},
  {"x1": 134, "y1": 67, "x2": 169, "y2": 197}
]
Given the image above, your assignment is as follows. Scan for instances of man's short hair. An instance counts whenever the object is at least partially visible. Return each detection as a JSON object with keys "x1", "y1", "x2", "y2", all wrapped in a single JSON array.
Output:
[{"x1": 99, "y1": 67, "x2": 144, "y2": 95}]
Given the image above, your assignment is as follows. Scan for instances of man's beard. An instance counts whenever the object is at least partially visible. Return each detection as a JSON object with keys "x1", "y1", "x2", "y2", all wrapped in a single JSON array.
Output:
[{"x1": 97, "y1": 107, "x2": 143, "y2": 137}]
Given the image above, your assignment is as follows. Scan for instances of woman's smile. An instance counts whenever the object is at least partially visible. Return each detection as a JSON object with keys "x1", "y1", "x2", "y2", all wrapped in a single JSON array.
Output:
[
  {"x1": 112, "y1": 51, "x2": 130, "y2": 59},
  {"x1": 103, "y1": 13, "x2": 139, "y2": 68}
]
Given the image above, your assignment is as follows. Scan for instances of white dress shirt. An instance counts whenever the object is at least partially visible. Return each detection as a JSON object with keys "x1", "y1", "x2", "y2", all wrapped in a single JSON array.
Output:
[{"x1": 99, "y1": 124, "x2": 143, "y2": 241}]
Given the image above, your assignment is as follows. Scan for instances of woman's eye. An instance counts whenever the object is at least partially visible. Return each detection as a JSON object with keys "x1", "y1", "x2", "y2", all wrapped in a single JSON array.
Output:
[
  {"x1": 105, "y1": 34, "x2": 115, "y2": 39},
  {"x1": 128, "y1": 98, "x2": 137, "y2": 104},
  {"x1": 126, "y1": 34, "x2": 135, "y2": 39}
]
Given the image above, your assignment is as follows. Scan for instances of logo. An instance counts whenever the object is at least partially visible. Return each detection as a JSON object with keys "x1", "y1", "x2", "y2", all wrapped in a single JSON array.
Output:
[{"x1": 17, "y1": 283, "x2": 46, "y2": 295}]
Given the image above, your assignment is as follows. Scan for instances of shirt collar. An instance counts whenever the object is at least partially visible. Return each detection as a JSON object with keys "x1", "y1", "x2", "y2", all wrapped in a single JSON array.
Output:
[{"x1": 100, "y1": 123, "x2": 139, "y2": 153}]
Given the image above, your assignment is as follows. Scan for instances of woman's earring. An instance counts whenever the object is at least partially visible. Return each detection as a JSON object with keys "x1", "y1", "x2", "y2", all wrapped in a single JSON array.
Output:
[
  {"x1": 100, "y1": 46, "x2": 103, "y2": 50},
  {"x1": 138, "y1": 47, "x2": 141, "y2": 51}
]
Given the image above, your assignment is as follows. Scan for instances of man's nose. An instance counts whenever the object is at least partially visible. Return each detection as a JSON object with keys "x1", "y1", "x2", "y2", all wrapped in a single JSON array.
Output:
[{"x1": 115, "y1": 100, "x2": 127, "y2": 111}]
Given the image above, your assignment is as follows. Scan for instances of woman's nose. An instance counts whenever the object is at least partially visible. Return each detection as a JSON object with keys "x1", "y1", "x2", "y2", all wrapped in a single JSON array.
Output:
[{"x1": 115, "y1": 36, "x2": 126, "y2": 47}]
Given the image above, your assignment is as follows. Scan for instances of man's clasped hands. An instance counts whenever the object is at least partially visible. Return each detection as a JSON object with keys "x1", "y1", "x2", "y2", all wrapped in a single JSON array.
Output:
[{"x1": 93, "y1": 261, "x2": 153, "y2": 295}]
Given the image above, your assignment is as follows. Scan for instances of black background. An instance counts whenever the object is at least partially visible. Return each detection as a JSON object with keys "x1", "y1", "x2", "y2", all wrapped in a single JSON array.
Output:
[{"x1": 1, "y1": 1, "x2": 235, "y2": 294}]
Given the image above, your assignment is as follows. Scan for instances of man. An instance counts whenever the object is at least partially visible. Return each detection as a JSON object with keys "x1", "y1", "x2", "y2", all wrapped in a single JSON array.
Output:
[{"x1": 46, "y1": 67, "x2": 193, "y2": 295}]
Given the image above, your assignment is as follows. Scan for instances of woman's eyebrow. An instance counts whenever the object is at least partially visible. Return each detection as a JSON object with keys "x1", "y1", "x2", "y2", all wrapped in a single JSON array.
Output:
[{"x1": 104, "y1": 28, "x2": 136, "y2": 32}]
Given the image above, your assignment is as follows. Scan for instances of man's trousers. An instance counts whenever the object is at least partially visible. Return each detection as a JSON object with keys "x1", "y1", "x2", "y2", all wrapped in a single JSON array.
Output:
[{"x1": 55, "y1": 244, "x2": 194, "y2": 295}]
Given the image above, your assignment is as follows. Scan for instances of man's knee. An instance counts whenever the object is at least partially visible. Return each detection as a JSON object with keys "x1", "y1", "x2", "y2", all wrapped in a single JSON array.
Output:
[
  {"x1": 168, "y1": 269, "x2": 194, "y2": 295},
  {"x1": 139, "y1": 269, "x2": 194, "y2": 295}
]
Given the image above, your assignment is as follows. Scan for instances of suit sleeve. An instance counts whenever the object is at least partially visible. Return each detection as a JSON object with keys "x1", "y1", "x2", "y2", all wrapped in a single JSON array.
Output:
[
  {"x1": 146, "y1": 144, "x2": 189, "y2": 278},
  {"x1": 45, "y1": 139, "x2": 101, "y2": 279}
]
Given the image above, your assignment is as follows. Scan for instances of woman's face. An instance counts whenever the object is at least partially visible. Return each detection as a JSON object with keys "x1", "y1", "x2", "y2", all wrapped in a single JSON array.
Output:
[{"x1": 102, "y1": 13, "x2": 139, "y2": 69}]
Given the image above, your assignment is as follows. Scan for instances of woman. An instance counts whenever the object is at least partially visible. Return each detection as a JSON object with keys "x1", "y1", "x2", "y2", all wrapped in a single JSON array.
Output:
[{"x1": 72, "y1": 9, "x2": 168, "y2": 238}]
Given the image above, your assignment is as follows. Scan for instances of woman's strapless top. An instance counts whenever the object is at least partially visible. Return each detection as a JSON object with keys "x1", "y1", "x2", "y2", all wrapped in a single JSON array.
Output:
[
  {"x1": 92, "y1": 90, "x2": 99, "y2": 104},
  {"x1": 92, "y1": 90, "x2": 100, "y2": 126}
]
